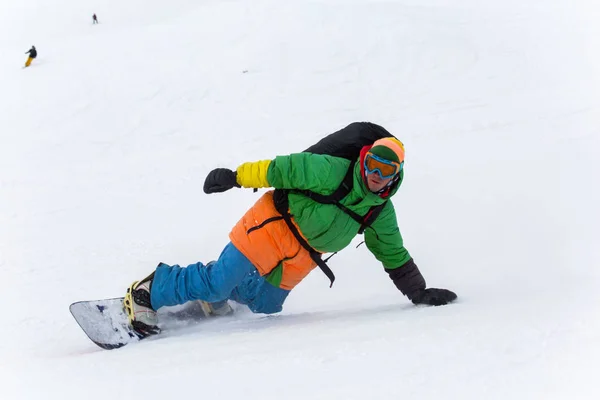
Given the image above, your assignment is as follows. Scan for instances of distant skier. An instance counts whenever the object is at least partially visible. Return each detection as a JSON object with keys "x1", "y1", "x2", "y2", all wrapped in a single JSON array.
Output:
[
  {"x1": 92, "y1": 14, "x2": 98, "y2": 24},
  {"x1": 24, "y1": 46, "x2": 37, "y2": 68},
  {"x1": 123, "y1": 122, "x2": 458, "y2": 337}
]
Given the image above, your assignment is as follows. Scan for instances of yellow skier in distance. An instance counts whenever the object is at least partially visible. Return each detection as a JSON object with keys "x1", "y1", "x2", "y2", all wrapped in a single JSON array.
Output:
[{"x1": 24, "y1": 46, "x2": 37, "y2": 67}]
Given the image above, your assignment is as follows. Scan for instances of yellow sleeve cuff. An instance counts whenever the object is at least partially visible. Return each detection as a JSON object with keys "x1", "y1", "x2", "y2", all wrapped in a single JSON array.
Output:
[{"x1": 236, "y1": 160, "x2": 272, "y2": 188}]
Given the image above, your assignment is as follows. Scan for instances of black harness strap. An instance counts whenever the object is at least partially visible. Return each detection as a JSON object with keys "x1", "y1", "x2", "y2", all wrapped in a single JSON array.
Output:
[
  {"x1": 360, "y1": 203, "x2": 387, "y2": 233},
  {"x1": 296, "y1": 160, "x2": 356, "y2": 204},
  {"x1": 297, "y1": 159, "x2": 387, "y2": 234},
  {"x1": 273, "y1": 190, "x2": 336, "y2": 287}
]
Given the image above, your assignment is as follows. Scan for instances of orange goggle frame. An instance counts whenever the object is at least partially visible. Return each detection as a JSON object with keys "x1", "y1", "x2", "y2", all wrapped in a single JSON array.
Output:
[{"x1": 364, "y1": 152, "x2": 403, "y2": 179}]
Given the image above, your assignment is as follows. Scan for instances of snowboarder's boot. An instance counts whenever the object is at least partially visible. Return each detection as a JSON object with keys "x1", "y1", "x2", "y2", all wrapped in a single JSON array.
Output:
[
  {"x1": 124, "y1": 272, "x2": 160, "y2": 338},
  {"x1": 197, "y1": 261, "x2": 234, "y2": 317},
  {"x1": 198, "y1": 299, "x2": 234, "y2": 317}
]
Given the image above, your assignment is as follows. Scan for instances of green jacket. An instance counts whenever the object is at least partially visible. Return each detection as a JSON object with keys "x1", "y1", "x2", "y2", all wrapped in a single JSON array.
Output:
[{"x1": 267, "y1": 153, "x2": 411, "y2": 269}]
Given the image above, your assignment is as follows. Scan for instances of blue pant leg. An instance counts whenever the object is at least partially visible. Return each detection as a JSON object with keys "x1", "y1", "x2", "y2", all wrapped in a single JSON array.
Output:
[
  {"x1": 230, "y1": 272, "x2": 290, "y2": 314},
  {"x1": 150, "y1": 242, "x2": 256, "y2": 309}
]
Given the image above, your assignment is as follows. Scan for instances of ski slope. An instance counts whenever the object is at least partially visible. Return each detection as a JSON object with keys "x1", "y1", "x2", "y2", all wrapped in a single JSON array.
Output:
[{"x1": 1, "y1": 0, "x2": 599, "y2": 398}]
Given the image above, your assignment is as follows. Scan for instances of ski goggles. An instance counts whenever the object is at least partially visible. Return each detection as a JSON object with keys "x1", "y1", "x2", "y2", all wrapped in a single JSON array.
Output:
[{"x1": 364, "y1": 152, "x2": 403, "y2": 179}]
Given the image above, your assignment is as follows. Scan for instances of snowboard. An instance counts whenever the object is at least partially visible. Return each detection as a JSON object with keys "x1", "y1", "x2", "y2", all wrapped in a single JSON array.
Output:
[{"x1": 69, "y1": 297, "x2": 215, "y2": 350}]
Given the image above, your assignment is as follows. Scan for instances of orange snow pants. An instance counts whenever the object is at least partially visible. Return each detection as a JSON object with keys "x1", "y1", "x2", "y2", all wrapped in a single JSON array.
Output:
[{"x1": 229, "y1": 191, "x2": 317, "y2": 290}]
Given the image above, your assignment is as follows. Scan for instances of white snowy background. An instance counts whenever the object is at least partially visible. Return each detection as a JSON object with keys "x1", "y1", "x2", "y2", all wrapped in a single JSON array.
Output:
[{"x1": 1, "y1": 0, "x2": 599, "y2": 399}]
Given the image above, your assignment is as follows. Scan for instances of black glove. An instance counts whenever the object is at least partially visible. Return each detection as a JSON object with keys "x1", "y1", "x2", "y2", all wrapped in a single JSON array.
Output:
[
  {"x1": 386, "y1": 258, "x2": 426, "y2": 297},
  {"x1": 410, "y1": 288, "x2": 457, "y2": 306},
  {"x1": 385, "y1": 258, "x2": 457, "y2": 306},
  {"x1": 203, "y1": 168, "x2": 241, "y2": 194}
]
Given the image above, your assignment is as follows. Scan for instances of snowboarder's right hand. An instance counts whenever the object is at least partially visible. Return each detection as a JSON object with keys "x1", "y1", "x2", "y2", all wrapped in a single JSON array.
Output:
[{"x1": 204, "y1": 168, "x2": 241, "y2": 193}]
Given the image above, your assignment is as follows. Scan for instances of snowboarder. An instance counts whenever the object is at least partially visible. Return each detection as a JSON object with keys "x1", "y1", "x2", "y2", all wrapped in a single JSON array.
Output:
[
  {"x1": 124, "y1": 122, "x2": 457, "y2": 337},
  {"x1": 92, "y1": 14, "x2": 98, "y2": 24},
  {"x1": 24, "y1": 45, "x2": 37, "y2": 68}
]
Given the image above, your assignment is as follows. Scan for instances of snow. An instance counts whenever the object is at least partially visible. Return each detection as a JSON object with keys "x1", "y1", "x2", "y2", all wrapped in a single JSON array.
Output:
[{"x1": 1, "y1": 0, "x2": 600, "y2": 398}]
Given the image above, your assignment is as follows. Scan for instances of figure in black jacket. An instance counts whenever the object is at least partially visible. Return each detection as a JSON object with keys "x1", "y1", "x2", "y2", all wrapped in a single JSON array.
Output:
[
  {"x1": 93, "y1": 14, "x2": 98, "y2": 24},
  {"x1": 25, "y1": 46, "x2": 37, "y2": 68}
]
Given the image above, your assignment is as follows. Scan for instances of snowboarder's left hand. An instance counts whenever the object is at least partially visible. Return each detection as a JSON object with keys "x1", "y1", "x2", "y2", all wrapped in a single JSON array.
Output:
[
  {"x1": 411, "y1": 288, "x2": 457, "y2": 306},
  {"x1": 204, "y1": 168, "x2": 241, "y2": 193}
]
